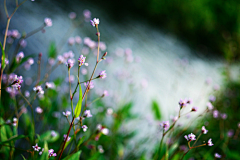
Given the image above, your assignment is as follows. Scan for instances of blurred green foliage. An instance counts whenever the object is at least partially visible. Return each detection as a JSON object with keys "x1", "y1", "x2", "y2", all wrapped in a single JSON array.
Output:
[{"x1": 90, "y1": 0, "x2": 240, "y2": 60}]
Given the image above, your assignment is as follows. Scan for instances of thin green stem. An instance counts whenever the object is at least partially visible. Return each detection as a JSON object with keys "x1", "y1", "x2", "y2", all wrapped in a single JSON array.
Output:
[
  {"x1": 0, "y1": 18, "x2": 10, "y2": 99},
  {"x1": 35, "y1": 54, "x2": 42, "y2": 86},
  {"x1": 68, "y1": 69, "x2": 73, "y2": 114},
  {"x1": 86, "y1": 97, "x2": 102, "y2": 106},
  {"x1": 4, "y1": 0, "x2": 9, "y2": 18},
  {"x1": 58, "y1": 117, "x2": 75, "y2": 160},
  {"x1": 24, "y1": 24, "x2": 45, "y2": 39},
  {"x1": 68, "y1": 69, "x2": 77, "y2": 145},
  {"x1": 72, "y1": 77, "x2": 98, "y2": 98},
  {"x1": 82, "y1": 62, "x2": 98, "y2": 100},
  {"x1": 58, "y1": 23, "x2": 102, "y2": 160},
  {"x1": 16, "y1": 0, "x2": 28, "y2": 9},
  {"x1": 190, "y1": 143, "x2": 206, "y2": 149},
  {"x1": 96, "y1": 26, "x2": 100, "y2": 62},
  {"x1": 3, "y1": 19, "x2": 10, "y2": 51}
]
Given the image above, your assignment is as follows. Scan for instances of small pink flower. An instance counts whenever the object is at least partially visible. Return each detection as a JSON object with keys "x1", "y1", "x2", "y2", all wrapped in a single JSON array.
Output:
[
  {"x1": 83, "y1": 9, "x2": 91, "y2": 19},
  {"x1": 161, "y1": 121, "x2": 170, "y2": 131},
  {"x1": 75, "y1": 36, "x2": 82, "y2": 44},
  {"x1": 39, "y1": 148, "x2": 44, "y2": 155},
  {"x1": 84, "y1": 81, "x2": 94, "y2": 89},
  {"x1": 201, "y1": 126, "x2": 208, "y2": 134},
  {"x1": 68, "y1": 37, "x2": 75, "y2": 46},
  {"x1": 12, "y1": 118, "x2": 17, "y2": 126},
  {"x1": 101, "y1": 128, "x2": 109, "y2": 135},
  {"x1": 83, "y1": 110, "x2": 92, "y2": 118},
  {"x1": 213, "y1": 110, "x2": 219, "y2": 118},
  {"x1": 63, "y1": 134, "x2": 71, "y2": 142},
  {"x1": 98, "y1": 145, "x2": 104, "y2": 153},
  {"x1": 102, "y1": 90, "x2": 108, "y2": 97},
  {"x1": 207, "y1": 102, "x2": 214, "y2": 110},
  {"x1": 179, "y1": 99, "x2": 187, "y2": 109},
  {"x1": 33, "y1": 86, "x2": 44, "y2": 95},
  {"x1": 51, "y1": 131, "x2": 57, "y2": 137},
  {"x1": 16, "y1": 51, "x2": 24, "y2": 63},
  {"x1": 68, "y1": 12, "x2": 76, "y2": 19},
  {"x1": 221, "y1": 113, "x2": 227, "y2": 120},
  {"x1": 19, "y1": 39, "x2": 27, "y2": 48},
  {"x1": 98, "y1": 70, "x2": 107, "y2": 79},
  {"x1": 90, "y1": 18, "x2": 100, "y2": 27},
  {"x1": 66, "y1": 59, "x2": 75, "y2": 69},
  {"x1": 32, "y1": 143, "x2": 41, "y2": 151},
  {"x1": 48, "y1": 149, "x2": 57, "y2": 157},
  {"x1": 44, "y1": 18, "x2": 52, "y2": 27},
  {"x1": 82, "y1": 125, "x2": 88, "y2": 132},
  {"x1": 184, "y1": 133, "x2": 196, "y2": 142},
  {"x1": 45, "y1": 82, "x2": 55, "y2": 89},
  {"x1": 57, "y1": 55, "x2": 65, "y2": 63},
  {"x1": 207, "y1": 139, "x2": 214, "y2": 146},
  {"x1": 11, "y1": 29, "x2": 21, "y2": 38},
  {"x1": 78, "y1": 55, "x2": 87, "y2": 67},
  {"x1": 106, "y1": 108, "x2": 113, "y2": 115},
  {"x1": 214, "y1": 153, "x2": 221, "y2": 158},
  {"x1": 63, "y1": 111, "x2": 71, "y2": 117},
  {"x1": 35, "y1": 107, "x2": 43, "y2": 114},
  {"x1": 12, "y1": 75, "x2": 23, "y2": 90}
]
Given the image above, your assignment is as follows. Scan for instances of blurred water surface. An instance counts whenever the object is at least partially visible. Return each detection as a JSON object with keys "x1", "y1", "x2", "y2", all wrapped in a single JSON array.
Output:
[{"x1": 0, "y1": 0, "x2": 227, "y2": 154}]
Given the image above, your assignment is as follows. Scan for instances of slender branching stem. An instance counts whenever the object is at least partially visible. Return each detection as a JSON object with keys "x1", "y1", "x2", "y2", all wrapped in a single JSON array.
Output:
[
  {"x1": 192, "y1": 133, "x2": 202, "y2": 147},
  {"x1": 4, "y1": 0, "x2": 9, "y2": 17},
  {"x1": 58, "y1": 23, "x2": 102, "y2": 160},
  {"x1": 1, "y1": 0, "x2": 27, "y2": 98},
  {"x1": 23, "y1": 24, "x2": 45, "y2": 39},
  {"x1": 68, "y1": 69, "x2": 73, "y2": 113},
  {"x1": 86, "y1": 96, "x2": 102, "y2": 106},
  {"x1": 190, "y1": 144, "x2": 206, "y2": 149},
  {"x1": 96, "y1": 26, "x2": 100, "y2": 62},
  {"x1": 35, "y1": 54, "x2": 42, "y2": 86}
]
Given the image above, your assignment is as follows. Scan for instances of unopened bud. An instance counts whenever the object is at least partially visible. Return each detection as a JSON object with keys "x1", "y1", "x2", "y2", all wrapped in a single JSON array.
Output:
[
  {"x1": 101, "y1": 52, "x2": 107, "y2": 59},
  {"x1": 96, "y1": 32, "x2": 100, "y2": 36}
]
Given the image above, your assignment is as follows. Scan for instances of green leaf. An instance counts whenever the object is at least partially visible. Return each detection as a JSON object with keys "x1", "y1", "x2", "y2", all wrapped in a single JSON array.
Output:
[
  {"x1": 168, "y1": 142, "x2": 179, "y2": 157},
  {"x1": 151, "y1": 100, "x2": 161, "y2": 120},
  {"x1": 48, "y1": 42, "x2": 57, "y2": 58},
  {"x1": 39, "y1": 141, "x2": 49, "y2": 160},
  {"x1": 21, "y1": 154, "x2": 27, "y2": 160},
  {"x1": 39, "y1": 130, "x2": 59, "y2": 143},
  {"x1": 62, "y1": 150, "x2": 82, "y2": 160},
  {"x1": 171, "y1": 154, "x2": 180, "y2": 160},
  {"x1": 87, "y1": 152, "x2": 100, "y2": 160},
  {"x1": 0, "y1": 42, "x2": 6, "y2": 70},
  {"x1": 74, "y1": 83, "x2": 82, "y2": 118},
  {"x1": 77, "y1": 136, "x2": 85, "y2": 148},
  {"x1": 0, "y1": 135, "x2": 26, "y2": 145},
  {"x1": 226, "y1": 150, "x2": 240, "y2": 159},
  {"x1": 0, "y1": 118, "x2": 10, "y2": 159}
]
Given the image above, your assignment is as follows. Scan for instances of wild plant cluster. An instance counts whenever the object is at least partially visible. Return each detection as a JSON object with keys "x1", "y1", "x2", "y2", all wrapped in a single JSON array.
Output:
[{"x1": 0, "y1": 1, "x2": 240, "y2": 160}]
